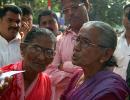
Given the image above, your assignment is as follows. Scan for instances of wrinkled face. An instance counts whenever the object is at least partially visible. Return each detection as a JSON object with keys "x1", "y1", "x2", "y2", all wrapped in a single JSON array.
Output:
[
  {"x1": 21, "y1": 36, "x2": 55, "y2": 72},
  {"x1": 72, "y1": 26, "x2": 106, "y2": 70},
  {"x1": 122, "y1": 7, "x2": 130, "y2": 29},
  {"x1": 0, "y1": 11, "x2": 21, "y2": 41},
  {"x1": 21, "y1": 14, "x2": 33, "y2": 32},
  {"x1": 39, "y1": 15, "x2": 59, "y2": 36},
  {"x1": 62, "y1": 0, "x2": 89, "y2": 28}
]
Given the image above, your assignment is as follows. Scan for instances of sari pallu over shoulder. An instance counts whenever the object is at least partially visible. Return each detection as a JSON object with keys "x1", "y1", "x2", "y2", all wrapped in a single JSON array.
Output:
[{"x1": 66, "y1": 71, "x2": 130, "y2": 100}]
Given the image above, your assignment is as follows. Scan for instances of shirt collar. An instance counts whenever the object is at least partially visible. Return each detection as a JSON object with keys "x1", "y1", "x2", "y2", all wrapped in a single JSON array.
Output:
[
  {"x1": 120, "y1": 32, "x2": 125, "y2": 38},
  {"x1": 0, "y1": 32, "x2": 21, "y2": 43},
  {"x1": 64, "y1": 26, "x2": 77, "y2": 36}
]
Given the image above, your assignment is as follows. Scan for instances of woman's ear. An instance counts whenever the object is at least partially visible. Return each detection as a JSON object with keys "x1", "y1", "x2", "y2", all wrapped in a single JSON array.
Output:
[
  {"x1": 100, "y1": 48, "x2": 114, "y2": 63},
  {"x1": 20, "y1": 43, "x2": 27, "y2": 57}
]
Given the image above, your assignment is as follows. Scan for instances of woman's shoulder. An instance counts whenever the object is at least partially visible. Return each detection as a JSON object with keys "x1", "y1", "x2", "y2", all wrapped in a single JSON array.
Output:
[
  {"x1": 92, "y1": 71, "x2": 130, "y2": 99},
  {"x1": 40, "y1": 72, "x2": 51, "y2": 81},
  {"x1": 95, "y1": 71, "x2": 126, "y2": 87}
]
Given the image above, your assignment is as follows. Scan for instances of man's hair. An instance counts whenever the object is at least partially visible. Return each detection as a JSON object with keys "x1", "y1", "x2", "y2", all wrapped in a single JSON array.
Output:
[
  {"x1": 0, "y1": 4, "x2": 22, "y2": 18},
  {"x1": 61, "y1": 0, "x2": 90, "y2": 11},
  {"x1": 19, "y1": 4, "x2": 33, "y2": 16},
  {"x1": 38, "y1": 10, "x2": 58, "y2": 25},
  {"x1": 77, "y1": 0, "x2": 88, "y2": 3},
  {"x1": 62, "y1": 0, "x2": 89, "y2": 4}
]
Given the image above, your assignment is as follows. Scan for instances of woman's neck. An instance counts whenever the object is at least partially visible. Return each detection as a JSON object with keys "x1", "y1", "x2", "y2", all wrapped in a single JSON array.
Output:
[
  {"x1": 23, "y1": 69, "x2": 38, "y2": 82},
  {"x1": 83, "y1": 64, "x2": 104, "y2": 81},
  {"x1": 22, "y1": 64, "x2": 38, "y2": 91},
  {"x1": 22, "y1": 62, "x2": 38, "y2": 83}
]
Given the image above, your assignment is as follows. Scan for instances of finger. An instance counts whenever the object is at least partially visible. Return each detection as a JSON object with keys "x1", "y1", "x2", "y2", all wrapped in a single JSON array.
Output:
[
  {"x1": 4, "y1": 76, "x2": 13, "y2": 83},
  {"x1": 3, "y1": 82, "x2": 8, "y2": 88},
  {"x1": 22, "y1": 22, "x2": 29, "y2": 29},
  {"x1": 0, "y1": 70, "x2": 3, "y2": 74},
  {"x1": 8, "y1": 76, "x2": 13, "y2": 83},
  {"x1": 0, "y1": 84, "x2": 3, "y2": 90}
]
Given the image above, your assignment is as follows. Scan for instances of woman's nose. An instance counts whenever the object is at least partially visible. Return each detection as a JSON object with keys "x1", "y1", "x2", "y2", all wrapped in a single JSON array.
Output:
[
  {"x1": 37, "y1": 53, "x2": 45, "y2": 61},
  {"x1": 73, "y1": 41, "x2": 81, "y2": 52}
]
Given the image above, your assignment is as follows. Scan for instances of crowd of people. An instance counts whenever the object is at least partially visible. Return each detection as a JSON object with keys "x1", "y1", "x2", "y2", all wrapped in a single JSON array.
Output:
[{"x1": 0, "y1": 0, "x2": 130, "y2": 100}]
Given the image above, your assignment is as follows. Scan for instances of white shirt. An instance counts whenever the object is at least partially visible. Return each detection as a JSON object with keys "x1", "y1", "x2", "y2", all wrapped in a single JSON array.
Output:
[
  {"x1": 0, "y1": 34, "x2": 22, "y2": 67},
  {"x1": 113, "y1": 32, "x2": 130, "y2": 80}
]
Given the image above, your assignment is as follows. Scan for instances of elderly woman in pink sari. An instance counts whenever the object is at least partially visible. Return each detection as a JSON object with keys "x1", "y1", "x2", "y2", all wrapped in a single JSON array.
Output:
[
  {"x1": 0, "y1": 27, "x2": 56, "y2": 100},
  {"x1": 61, "y1": 21, "x2": 130, "y2": 100}
]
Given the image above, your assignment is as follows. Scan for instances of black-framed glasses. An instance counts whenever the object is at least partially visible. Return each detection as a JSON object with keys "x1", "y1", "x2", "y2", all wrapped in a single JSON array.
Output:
[
  {"x1": 24, "y1": 42, "x2": 55, "y2": 58},
  {"x1": 62, "y1": 3, "x2": 85, "y2": 13},
  {"x1": 74, "y1": 36, "x2": 107, "y2": 48}
]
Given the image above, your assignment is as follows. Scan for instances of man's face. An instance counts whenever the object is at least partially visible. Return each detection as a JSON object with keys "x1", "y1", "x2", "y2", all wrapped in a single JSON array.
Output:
[
  {"x1": 21, "y1": 14, "x2": 33, "y2": 32},
  {"x1": 62, "y1": 0, "x2": 89, "y2": 29},
  {"x1": 39, "y1": 15, "x2": 59, "y2": 36},
  {"x1": 0, "y1": 11, "x2": 21, "y2": 41}
]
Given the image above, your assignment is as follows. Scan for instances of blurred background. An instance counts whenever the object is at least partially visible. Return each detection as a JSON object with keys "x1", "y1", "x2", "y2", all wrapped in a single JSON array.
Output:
[{"x1": 1, "y1": 0, "x2": 130, "y2": 32}]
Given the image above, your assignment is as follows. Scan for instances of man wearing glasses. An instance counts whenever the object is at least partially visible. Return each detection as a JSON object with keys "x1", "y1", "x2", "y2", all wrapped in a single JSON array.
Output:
[
  {"x1": 50, "y1": 0, "x2": 90, "y2": 99},
  {"x1": 52, "y1": 0, "x2": 89, "y2": 69}
]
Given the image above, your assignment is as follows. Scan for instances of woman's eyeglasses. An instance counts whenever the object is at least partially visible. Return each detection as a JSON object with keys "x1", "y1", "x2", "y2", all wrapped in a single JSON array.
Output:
[
  {"x1": 74, "y1": 36, "x2": 107, "y2": 48},
  {"x1": 24, "y1": 42, "x2": 55, "y2": 58}
]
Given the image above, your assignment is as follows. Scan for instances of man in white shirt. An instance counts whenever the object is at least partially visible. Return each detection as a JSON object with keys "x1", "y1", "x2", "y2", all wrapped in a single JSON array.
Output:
[
  {"x1": 0, "y1": 4, "x2": 22, "y2": 67},
  {"x1": 114, "y1": 4, "x2": 130, "y2": 80}
]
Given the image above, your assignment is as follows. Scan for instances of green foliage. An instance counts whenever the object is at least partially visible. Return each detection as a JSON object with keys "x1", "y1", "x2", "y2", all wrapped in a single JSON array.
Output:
[
  {"x1": 14, "y1": 0, "x2": 61, "y2": 24},
  {"x1": 1, "y1": 0, "x2": 127, "y2": 27},
  {"x1": 89, "y1": 0, "x2": 127, "y2": 27}
]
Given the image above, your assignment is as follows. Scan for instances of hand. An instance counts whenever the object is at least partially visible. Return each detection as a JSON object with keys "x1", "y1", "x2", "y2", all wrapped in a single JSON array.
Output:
[
  {"x1": 0, "y1": 70, "x2": 13, "y2": 93},
  {"x1": 19, "y1": 22, "x2": 30, "y2": 38}
]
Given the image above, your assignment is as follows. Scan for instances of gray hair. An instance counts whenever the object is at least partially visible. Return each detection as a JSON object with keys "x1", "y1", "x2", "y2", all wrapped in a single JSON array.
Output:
[{"x1": 82, "y1": 21, "x2": 117, "y2": 50}]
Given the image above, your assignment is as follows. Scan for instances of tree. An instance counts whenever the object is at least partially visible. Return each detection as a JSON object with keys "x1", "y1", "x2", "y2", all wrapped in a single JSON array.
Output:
[
  {"x1": 14, "y1": 0, "x2": 61, "y2": 24},
  {"x1": 89, "y1": 0, "x2": 127, "y2": 27}
]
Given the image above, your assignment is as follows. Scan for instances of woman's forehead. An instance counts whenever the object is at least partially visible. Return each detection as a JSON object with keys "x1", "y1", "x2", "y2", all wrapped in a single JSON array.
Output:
[
  {"x1": 30, "y1": 38, "x2": 54, "y2": 48},
  {"x1": 79, "y1": 26, "x2": 97, "y2": 35},
  {"x1": 79, "y1": 26, "x2": 100, "y2": 41},
  {"x1": 32, "y1": 36, "x2": 51, "y2": 42}
]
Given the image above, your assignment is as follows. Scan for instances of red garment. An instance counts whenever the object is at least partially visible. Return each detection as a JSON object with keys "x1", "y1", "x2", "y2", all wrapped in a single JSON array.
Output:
[{"x1": 0, "y1": 61, "x2": 51, "y2": 100}]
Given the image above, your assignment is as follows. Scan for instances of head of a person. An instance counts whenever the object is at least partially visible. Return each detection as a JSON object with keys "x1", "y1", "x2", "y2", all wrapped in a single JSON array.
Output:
[
  {"x1": 72, "y1": 21, "x2": 117, "y2": 72},
  {"x1": 19, "y1": 4, "x2": 33, "y2": 33},
  {"x1": 61, "y1": 0, "x2": 89, "y2": 32},
  {"x1": 20, "y1": 27, "x2": 56, "y2": 73},
  {"x1": 122, "y1": 4, "x2": 130, "y2": 30},
  {"x1": 38, "y1": 10, "x2": 59, "y2": 36},
  {"x1": 0, "y1": 4, "x2": 22, "y2": 42}
]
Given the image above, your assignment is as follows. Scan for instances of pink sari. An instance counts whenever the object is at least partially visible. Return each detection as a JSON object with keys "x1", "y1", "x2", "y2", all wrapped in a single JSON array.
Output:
[
  {"x1": 0, "y1": 61, "x2": 51, "y2": 100},
  {"x1": 45, "y1": 61, "x2": 83, "y2": 100}
]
